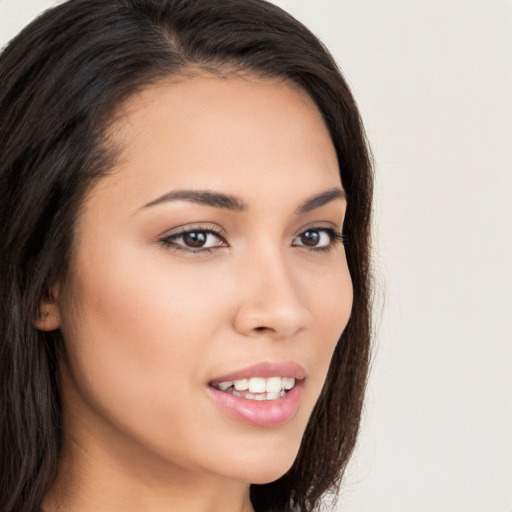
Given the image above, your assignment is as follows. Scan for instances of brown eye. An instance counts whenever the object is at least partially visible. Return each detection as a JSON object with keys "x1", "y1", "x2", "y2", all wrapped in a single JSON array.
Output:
[
  {"x1": 299, "y1": 230, "x2": 321, "y2": 247},
  {"x1": 182, "y1": 231, "x2": 208, "y2": 248},
  {"x1": 160, "y1": 228, "x2": 227, "y2": 252},
  {"x1": 292, "y1": 228, "x2": 342, "y2": 250}
]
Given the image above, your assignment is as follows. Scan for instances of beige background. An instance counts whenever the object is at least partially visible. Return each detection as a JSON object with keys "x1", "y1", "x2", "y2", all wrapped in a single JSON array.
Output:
[{"x1": 1, "y1": 1, "x2": 511, "y2": 511}]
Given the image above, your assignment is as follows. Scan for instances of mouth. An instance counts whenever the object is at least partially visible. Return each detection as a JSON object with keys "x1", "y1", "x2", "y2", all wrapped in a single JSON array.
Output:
[
  {"x1": 211, "y1": 376, "x2": 297, "y2": 401},
  {"x1": 207, "y1": 361, "x2": 305, "y2": 427}
]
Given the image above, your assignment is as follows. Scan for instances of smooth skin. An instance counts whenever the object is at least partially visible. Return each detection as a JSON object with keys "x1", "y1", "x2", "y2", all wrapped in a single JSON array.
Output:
[{"x1": 38, "y1": 74, "x2": 353, "y2": 512}]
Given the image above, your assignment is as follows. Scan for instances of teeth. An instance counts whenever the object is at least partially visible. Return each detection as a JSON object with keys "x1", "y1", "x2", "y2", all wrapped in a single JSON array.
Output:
[
  {"x1": 248, "y1": 377, "x2": 266, "y2": 393},
  {"x1": 215, "y1": 376, "x2": 298, "y2": 399},
  {"x1": 231, "y1": 390, "x2": 283, "y2": 401},
  {"x1": 266, "y1": 377, "x2": 282, "y2": 393},
  {"x1": 218, "y1": 381, "x2": 233, "y2": 391},
  {"x1": 282, "y1": 377, "x2": 295, "y2": 390},
  {"x1": 233, "y1": 379, "x2": 248, "y2": 391}
]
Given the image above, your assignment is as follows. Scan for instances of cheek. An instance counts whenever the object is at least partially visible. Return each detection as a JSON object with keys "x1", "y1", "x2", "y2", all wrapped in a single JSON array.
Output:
[
  {"x1": 306, "y1": 250, "x2": 353, "y2": 317},
  {"x1": 57, "y1": 242, "x2": 225, "y2": 443},
  {"x1": 300, "y1": 255, "x2": 353, "y2": 388}
]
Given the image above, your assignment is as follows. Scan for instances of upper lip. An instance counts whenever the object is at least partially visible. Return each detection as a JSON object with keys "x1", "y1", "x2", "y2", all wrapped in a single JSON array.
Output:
[{"x1": 209, "y1": 361, "x2": 306, "y2": 385}]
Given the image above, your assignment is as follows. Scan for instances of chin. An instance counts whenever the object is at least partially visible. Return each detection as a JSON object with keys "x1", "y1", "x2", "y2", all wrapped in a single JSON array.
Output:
[
  {"x1": 248, "y1": 467, "x2": 294, "y2": 485},
  {"x1": 218, "y1": 441, "x2": 301, "y2": 485}
]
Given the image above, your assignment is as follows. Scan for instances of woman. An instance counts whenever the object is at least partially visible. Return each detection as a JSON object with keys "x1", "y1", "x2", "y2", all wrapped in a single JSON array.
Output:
[{"x1": 0, "y1": 0, "x2": 373, "y2": 511}]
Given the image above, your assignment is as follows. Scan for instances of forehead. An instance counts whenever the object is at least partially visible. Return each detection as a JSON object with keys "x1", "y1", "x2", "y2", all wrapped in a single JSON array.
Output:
[{"x1": 90, "y1": 74, "x2": 340, "y2": 213}]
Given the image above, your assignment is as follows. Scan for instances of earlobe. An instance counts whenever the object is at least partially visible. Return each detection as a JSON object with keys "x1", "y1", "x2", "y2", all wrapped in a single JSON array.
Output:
[{"x1": 34, "y1": 287, "x2": 61, "y2": 332}]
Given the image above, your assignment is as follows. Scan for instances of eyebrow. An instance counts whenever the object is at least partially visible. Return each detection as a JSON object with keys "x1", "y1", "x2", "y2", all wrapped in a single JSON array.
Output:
[
  {"x1": 143, "y1": 190, "x2": 247, "y2": 211},
  {"x1": 295, "y1": 187, "x2": 347, "y2": 214},
  {"x1": 143, "y1": 187, "x2": 346, "y2": 213}
]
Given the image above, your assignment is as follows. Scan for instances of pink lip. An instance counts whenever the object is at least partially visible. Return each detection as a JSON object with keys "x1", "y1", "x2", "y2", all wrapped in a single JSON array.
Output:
[
  {"x1": 209, "y1": 360, "x2": 306, "y2": 385},
  {"x1": 207, "y1": 381, "x2": 304, "y2": 427},
  {"x1": 207, "y1": 361, "x2": 306, "y2": 427}
]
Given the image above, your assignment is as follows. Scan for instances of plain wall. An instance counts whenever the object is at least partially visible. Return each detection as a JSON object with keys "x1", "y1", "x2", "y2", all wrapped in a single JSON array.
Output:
[{"x1": 1, "y1": 1, "x2": 511, "y2": 511}]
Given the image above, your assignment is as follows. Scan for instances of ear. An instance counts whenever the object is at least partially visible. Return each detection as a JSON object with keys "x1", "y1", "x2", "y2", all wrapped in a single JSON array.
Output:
[{"x1": 34, "y1": 285, "x2": 61, "y2": 332}]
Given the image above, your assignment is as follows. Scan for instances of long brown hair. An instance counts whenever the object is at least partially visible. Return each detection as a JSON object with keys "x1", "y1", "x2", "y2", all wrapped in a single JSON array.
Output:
[{"x1": 0, "y1": 1, "x2": 373, "y2": 510}]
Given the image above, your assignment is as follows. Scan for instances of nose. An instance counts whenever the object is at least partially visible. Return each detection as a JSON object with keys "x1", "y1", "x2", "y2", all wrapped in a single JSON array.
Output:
[{"x1": 232, "y1": 251, "x2": 312, "y2": 339}]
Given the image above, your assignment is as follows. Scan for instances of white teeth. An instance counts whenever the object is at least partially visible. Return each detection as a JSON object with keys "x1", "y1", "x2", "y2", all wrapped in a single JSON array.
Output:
[
  {"x1": 266, "y1": 377, "x2": 282, "y2": 393},
  {"x1": 233, "y1": 379, "x2": 249, "y2": 391},
  {"x1": 232, "y1": 391, "x2": 282, "y2": 401},
  {"x1": 282, "y1": 377, "x2": 295, "y2": 390},
  {"x1": 248, "y1": 377, "x2": 266, "y2": 393},
  {"x1": 217, "y1": 381, "x2": 233, "y2": 391},
  {"x1": 215, "y1": 376, "x2": 298, "y2": 399}
]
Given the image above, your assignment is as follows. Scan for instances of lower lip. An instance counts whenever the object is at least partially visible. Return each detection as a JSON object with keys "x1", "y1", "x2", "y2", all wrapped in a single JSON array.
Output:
[{"x1": 207, "y1": 382, "x2": 303, "y2": 427}]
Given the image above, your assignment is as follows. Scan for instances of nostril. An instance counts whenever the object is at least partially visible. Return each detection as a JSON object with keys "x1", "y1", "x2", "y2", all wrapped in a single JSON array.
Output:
[{"x1": 254, "y1": 326, "x2": 275, "y2": 333}]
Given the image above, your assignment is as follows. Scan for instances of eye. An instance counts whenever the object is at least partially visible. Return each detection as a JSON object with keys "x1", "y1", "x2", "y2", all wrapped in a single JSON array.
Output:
[
  {"x1": 159, "y1": 228, "x2": 228, "y2": 253},
  {"x1": 292, "y1": 227, "x2": 343, "y2": 251}
]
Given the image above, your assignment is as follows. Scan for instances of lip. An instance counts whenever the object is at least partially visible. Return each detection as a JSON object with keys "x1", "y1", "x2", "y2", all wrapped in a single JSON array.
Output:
[
  {"x1": 207, "y1": 361, "x2": 306, "y2": 427},
  {"x1": 207, "y1": 380, "x2": 304, "y2": 427},
  {"x1": 209, "y1": 360, "x2": 306, "y2": 385}
]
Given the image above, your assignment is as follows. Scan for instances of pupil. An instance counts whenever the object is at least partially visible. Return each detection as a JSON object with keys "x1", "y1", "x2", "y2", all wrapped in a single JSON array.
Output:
[
  {"x1": 184, "y1": 232, "x2": 206, "y2": 247},
  {"x1": 301, "y1": 230, "x2": 319, "y2": 246}
]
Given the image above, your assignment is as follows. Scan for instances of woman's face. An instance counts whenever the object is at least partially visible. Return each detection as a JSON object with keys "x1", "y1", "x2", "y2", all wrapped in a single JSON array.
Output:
[{"x1": 55, "y1": 74, "x2": 352, "y2": 485}]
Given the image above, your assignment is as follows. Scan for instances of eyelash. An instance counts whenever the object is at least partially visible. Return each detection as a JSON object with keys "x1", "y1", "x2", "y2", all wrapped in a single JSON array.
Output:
[
  {"x1": 158, "y1": 226, "x2": 344, "y2": 254},
  {"x1": 159, "y1": 227, "x2": 226, "y2": 254},
  {"x1": 298, "y1": 228, "x2": 344, "y2": 252}
]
